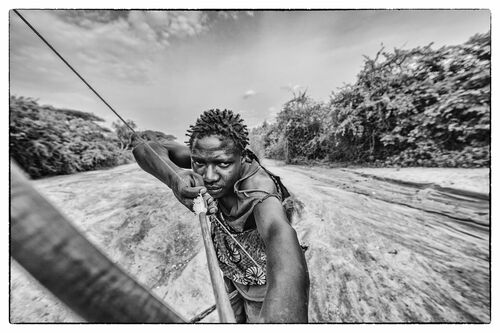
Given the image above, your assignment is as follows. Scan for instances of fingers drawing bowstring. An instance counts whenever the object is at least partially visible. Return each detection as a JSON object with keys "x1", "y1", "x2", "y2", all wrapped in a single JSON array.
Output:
[
  {"x1": 14, "y1": 9, "x2": 263, "y2": 269},
  {"x1": 12, "y1": 10, "x2": 183, "y2": 186},
  {"x1": 13, "y1": 9, "x2": 236, "y2": 323},
  {"x1": 13, "y1": 9, "x2": 261, "y2": 322}
]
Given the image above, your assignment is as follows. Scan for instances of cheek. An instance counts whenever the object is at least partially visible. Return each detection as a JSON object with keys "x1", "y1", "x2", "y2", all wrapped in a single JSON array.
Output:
[
  {"x1": 191, "y1": 164, "x2": 203, "y2": 175},
  {"x1": 219, "y1": 166, "x2": 239, "y2": 185}
]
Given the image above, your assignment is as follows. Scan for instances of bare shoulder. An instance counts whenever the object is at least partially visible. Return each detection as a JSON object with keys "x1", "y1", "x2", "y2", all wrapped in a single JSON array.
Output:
[{"x1": 240, "y1": 166, "x2": 278, "y2": 194}]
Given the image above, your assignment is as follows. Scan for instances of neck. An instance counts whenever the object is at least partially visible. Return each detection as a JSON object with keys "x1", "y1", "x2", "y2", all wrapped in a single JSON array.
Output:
[{"x1": 218, "y1": 160, "x2": 251, "y2": 209}]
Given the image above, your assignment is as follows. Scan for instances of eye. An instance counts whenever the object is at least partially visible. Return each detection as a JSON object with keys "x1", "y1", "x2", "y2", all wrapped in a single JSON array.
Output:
[
  {"x1": 218, "y1": 162, "x2": 231, "y2": 168},
  {"x1": 193, "y1": 161, "x2": 205, "y2": 167}
]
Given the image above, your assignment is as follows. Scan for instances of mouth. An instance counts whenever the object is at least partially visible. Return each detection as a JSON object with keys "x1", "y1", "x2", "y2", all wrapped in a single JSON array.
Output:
[{"x1": 206, "y1": 186, "x2": 223, "y2": 195}]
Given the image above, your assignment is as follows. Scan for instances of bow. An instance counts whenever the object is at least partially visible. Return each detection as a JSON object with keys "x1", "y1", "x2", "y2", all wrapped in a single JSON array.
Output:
[{"x1": 13, "y1": 9, "x2": 235, "y2": 323}]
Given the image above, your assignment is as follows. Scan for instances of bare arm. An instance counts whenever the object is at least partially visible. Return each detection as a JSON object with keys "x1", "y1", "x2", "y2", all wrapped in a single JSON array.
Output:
[
  {"x1": 158, "y1": 140, "x2": 192, "y2": 169},
  {"x1": 251, "y1": 181, "x2": 309, "y2": 322},
  {"x1": 132, "y1": 141, "x2": 189, "y2": 188},
  {"x1": 132, "y1": 141, "x2": 217, "y2": 213},
  {"x1": 131, "y1": 131, "x2": 191, "y2": 169}
]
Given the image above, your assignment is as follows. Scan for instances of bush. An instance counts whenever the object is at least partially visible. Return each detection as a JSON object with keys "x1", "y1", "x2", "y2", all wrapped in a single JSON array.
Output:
[
  {"x1": 266, "y1": 134, "x2": 287, "y2": 161},
  {"x1": 264, "y1": 91, "x2": 332, "y2": 163},
  {"x1": 248, "y1": 122, "x2": 267, "y2": 160},
  {"x1": 10, "y1": 96, "x2": 127, "y2": 178},
  {"x1": 255, "y1": 32, "x2": 490, "y2": 168}
]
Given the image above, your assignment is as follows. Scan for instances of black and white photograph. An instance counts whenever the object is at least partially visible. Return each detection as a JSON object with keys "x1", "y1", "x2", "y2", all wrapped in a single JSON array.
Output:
[{"x1": 8, "y1": 5, "x2": 491, "y2": 325}]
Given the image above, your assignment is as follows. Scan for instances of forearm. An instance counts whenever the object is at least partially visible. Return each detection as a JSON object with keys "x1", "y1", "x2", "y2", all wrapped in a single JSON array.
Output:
[
  {"x1": 161, "y1": 141, "x2": 192, "y2": 169},
  {"x1": 261, "y1": 225, "x2": 309, "y2": 323},
  {"x1": 132, "y1": 142, "x2": 183, "y2": 189},
  {"x1": 132, "y1": 141, "x2": 215, "y2": 213}
]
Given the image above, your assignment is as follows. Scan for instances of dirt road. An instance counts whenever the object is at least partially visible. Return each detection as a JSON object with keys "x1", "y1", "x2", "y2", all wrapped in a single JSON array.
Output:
[{"x1": 10, "y1": 161, "x2": 490, "y2": 323}]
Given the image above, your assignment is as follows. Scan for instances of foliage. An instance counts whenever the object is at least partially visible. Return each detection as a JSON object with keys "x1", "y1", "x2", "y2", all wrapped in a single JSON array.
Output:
[
  {"x1": 10, "y1": 96, "x2": 128, "y2": 178},
  {"x1": 249, "y1": 121, "x2": 269, "y2": 160},
  {"x1": 112, "y1": 119, "x2": 137, "y2": 150},
  {"x1": 277, "y1": 91, "x2": 332, "y2": 163},
  {"x1": 134, "y1": 130, "x2": 176, "y2": 145},
  {"x1": 256, "y1": 32, "x2": 490, "y2": 167},
  {"x1": 251, "y1": 121, "x2": 284, "y2": 160},
  {"x1": 128, "y1": 129, "x2": 177, "y2": 152}
]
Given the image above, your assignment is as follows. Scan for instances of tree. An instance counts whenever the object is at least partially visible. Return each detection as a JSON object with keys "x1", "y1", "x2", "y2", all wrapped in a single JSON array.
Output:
[
  {"x1": 112, "y1": 120, "x2": 137, "y2": 150},
  {"x1": 10, "y1": 96, "x2": 127, "y2": 178},
  {"x1": 328, "y1": 32, "x2": 490, "y2": 166},
  {"x1": 255, "y1": 32, "x2": 490, "y2": 167}
]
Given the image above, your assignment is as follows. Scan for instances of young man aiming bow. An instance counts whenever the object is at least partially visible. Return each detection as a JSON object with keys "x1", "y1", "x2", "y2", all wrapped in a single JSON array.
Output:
[{"x1": 133, "y1": 109, "x2": 309, "y2": 323}]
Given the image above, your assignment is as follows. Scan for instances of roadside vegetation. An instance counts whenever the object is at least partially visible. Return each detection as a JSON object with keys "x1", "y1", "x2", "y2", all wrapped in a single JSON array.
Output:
[
  {"x1": 10, "y1": 33, "x2": 490, "y2": 178},
  {"x1": 9, "y1": 96, "x2": 175, "y2": 178},
  {"x1": 251, "y1": 33, "x2": 490, "y2": 167}
]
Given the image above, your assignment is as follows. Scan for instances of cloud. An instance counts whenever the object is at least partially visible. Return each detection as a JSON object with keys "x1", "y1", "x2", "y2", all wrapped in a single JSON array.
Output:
[
  {"x1": 243, "y1": 89, "x2": 256, "y2": 99},
  {"x1": 217, "y1": 11, "x2": 239, "y2": 20},
  {"x1": 56, "y1": 10, "x2": 128, "y2": 27},
  {"x1": 215, "y1": 11, "x2": 255, "y2": 20},
  {"x1": 56, "y1": 10, "x2": 210, "y2": 50},
  {"x1": 127, "y1": 11, "x2": 209, "y2": 46},
  {"x1": 11, "y1": 10, "x2": 215, "y2": 85},
  {"x1": 280, "y1": 83, "x2": 303, "y2": 93},
  {"x1": 11, "y1": 10, "x2": 260, "y2": 86}
]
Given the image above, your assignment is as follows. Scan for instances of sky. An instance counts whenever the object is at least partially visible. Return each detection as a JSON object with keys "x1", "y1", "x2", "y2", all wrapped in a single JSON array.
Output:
[{"x1": 9, "y1": 9, "x2": 490, "y2": 141}]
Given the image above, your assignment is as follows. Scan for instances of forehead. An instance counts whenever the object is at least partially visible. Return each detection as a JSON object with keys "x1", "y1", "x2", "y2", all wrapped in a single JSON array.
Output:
[{"x1": 191, "y1": 135, "x2": 240, "y2": 158}]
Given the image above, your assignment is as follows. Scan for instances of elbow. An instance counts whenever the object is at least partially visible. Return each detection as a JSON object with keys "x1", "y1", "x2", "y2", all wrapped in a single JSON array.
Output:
[
  {"x1": 287, "y1": 227, "x2": 309, "y2": 283},
  {"x1": 132, "y1": 143, "x2": 144, "y2": 160},
  {"x1": 294, "y1": 238, "x2": 310, "y2": 293},
  {"x1": 266, "y1": 224, "x2": 309, "y2": 287},
  {"x1": 132, "y1": 143, "x2": 149, "y2": 169},
  {"x1": 132, "y1": 142, "x2": 168, "y2": 167},
  {"x1": 302, "y1": 261, "x2": 310, "y2": 294}
]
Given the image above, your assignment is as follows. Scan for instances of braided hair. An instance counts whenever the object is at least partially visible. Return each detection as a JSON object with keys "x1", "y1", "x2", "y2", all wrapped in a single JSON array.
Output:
[{"x1": 187, "y1": 109, "x2": 259, "y2": 160}]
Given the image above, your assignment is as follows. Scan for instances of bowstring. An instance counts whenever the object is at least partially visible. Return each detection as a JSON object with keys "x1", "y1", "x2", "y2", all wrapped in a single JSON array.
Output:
[
  {"x1": 13, "y1": 10, "x2": 135, "y2": 134},
  {"x1": 13, "y1": 9, "x2": 183, "y2": 186},
  {"x1": 14, "y1": 9, "x2": 262, "y2": 273},
  {"x1": 211, "y1": 214, "x2": 264, "y2": 270}
]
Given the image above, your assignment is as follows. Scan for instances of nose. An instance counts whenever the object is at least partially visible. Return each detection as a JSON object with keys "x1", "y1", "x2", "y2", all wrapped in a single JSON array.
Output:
[{"x1": 204, "y1": 165, "x2": 220, "y2": 183}]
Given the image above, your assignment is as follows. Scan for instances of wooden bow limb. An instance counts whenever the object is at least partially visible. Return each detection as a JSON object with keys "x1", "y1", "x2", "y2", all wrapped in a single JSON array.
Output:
[
  {"x1": 193, "y1": 195, "x2": 236, "y2": 323},
  {"x1": 10, "y1": 162, "x2": 186, "y2": 323},
  {"x1": 13, "y1": 8, "x2": 234, "y2": 323},
  {"x1": 134, "y1": 143, "x2": 235, "y2": 322}
]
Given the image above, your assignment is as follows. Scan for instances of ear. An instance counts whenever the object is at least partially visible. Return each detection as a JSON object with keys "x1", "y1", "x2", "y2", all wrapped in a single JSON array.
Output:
[{"x1": 241, "y1": 150, "x2": 250, "y2": 163}]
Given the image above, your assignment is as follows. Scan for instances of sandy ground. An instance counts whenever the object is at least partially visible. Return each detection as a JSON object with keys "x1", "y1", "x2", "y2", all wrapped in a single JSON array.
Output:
[
  {"x1": 341, "y1": 167, "x2": 489, "y2": 195},
  {"x1": 10, "y1": 160, "x2": 490, "y2": 323}
]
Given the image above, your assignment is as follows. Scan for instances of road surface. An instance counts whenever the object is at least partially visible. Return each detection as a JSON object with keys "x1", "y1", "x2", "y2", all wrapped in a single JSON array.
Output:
[{"x1": 10, "y1": 160, "x2": 490, "y2": 323}]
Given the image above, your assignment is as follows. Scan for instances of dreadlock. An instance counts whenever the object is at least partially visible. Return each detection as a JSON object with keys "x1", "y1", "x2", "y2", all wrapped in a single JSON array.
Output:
[{"x1": 186, "y1": 109, "x2": 251, "y2": 155}]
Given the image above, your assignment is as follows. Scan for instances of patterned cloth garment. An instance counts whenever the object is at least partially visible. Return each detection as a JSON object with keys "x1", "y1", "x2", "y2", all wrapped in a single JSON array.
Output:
[{"x1": 210, "y1": 158, "x2": 292, "y2": 286}]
